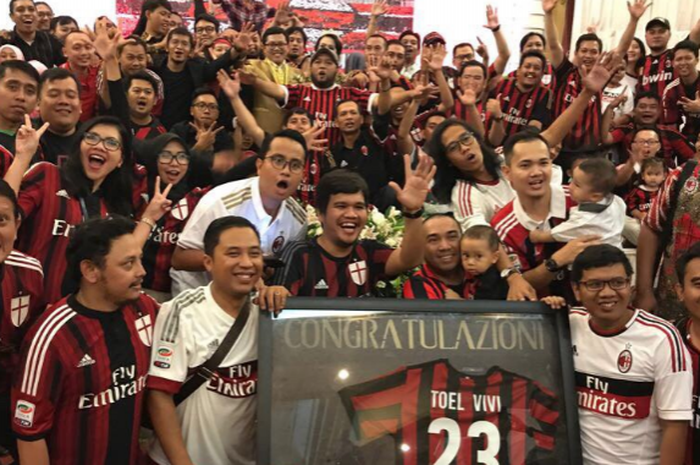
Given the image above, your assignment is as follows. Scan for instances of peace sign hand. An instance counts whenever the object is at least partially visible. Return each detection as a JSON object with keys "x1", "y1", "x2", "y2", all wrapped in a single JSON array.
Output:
[
  {"x1": 143, "y1": 176, "x2": 173, "y2": 223},
  {"x1": 190, "y1": 121, "x2": 225, "y2": 151},
  {"x1": 15, "y1": 114, "x2": 49, "y2": 162}
]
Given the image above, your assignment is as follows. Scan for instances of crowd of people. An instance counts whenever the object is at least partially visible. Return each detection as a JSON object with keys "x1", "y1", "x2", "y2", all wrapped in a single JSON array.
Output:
[{"x1": 0, "y1": 0, "x2": 697, "y2": 463}]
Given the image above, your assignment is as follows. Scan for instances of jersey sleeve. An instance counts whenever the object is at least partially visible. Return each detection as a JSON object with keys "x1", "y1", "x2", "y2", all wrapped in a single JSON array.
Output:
[
  {"x1": 651, "y1": 325, "x2": 693, "y2": 421},
  {"x1": 530, "y1": 89, "x2": 553, "y2": 126},
  {"x1": 147, "y1": 299, "x2": 192, "y2": 394},
  {"x1": 554, "y1": 58, "x2": 575, "y2": 86},
  {"x1": 349, "y1": 88, "x2": 376, "y2": 114},
  {"x1": 177, "y1": 192, "x2": 227, "y2": 251},
  {"x1": 401, "y1": 274, "x2": 446, "y2": 299},
  {"x1": 643, "y1": 166, "x2": 681, "y2": 233},
  {"x1": 17, "y1": 162, "x2": 49, "y2": 220},
  {"x1": 367, "y1": 241, "x2": 395, "y2": 280},
  {"x1": 625, "y1": 188, "x2": 643, "y2": 214},
  {"x1": 273, "y1": 241, "x2": 308, "y2": 295},
  {"x1": 452, "y1": 182, "x2": 489, "y2": 232},
  {"x1": 283, "y1": 84, "x2": 301, "y2": 109}
]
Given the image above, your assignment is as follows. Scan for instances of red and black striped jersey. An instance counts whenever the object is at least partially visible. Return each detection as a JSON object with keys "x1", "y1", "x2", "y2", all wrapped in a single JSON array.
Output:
[
  {"x1": 11, "y1": 293, "x2": 158, "y2": 465},
  {"x1": 16, "y1": 162, "x2": 148, "y2": 305},
  {"x1": 0, "y1": 144, "x2": 14, "y2": 178},
  {"x1": 283, "y1": 84, "x2": 373, "y2": 146},
  {"x1": 274, "y1": 238, "x2": 394, "y2": 297},
  {"x1": 552, "y1": 58, "x2": 603, "y2": 150},
  {"x1": 0, "y1": 251, "x2": 45, "y2": 396},
  {"x1": 676, "y1": 318, "x2": 700, "y2": 465},
  {"x1": 491, "y1": 77, "x2": 552, "y2": 138},
  {"x1": 131, "y1": 118, "x2": 167, "y2": 141},
  {"x1": 507, "y1": 61, "x2": 556, "y2": 89},
  {"x1": 624, "y1": 186, "x2": 658, "y2": 215},
  {"x1": 139, "y1": 187, "x2": 210, "y2": 293},
  {"x1": 662, "y1": 76, "x2": 700, "y2": 142},
  {"x1": 609, "y1": 123, "x2": 695, "y2": 168},
  {"x1": 297, "y1": 149, "x2": 327, "y2": 207},
  {"x1": 450, "y1": 98, "x2": 490, "y2": 132},
  {"x1": 339, "y1": 359, "x2": 559, "y2": 465},
  {"x1": 638, "y1": 50, "x2": 676, "y2": 99},
  {"x1": 402, "y1": 264, "x2": 465, "y2": 300}
]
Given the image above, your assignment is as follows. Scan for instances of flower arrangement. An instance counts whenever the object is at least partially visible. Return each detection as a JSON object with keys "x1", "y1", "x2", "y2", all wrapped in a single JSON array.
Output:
[{"x1": 305, "y1": 205, "x2": 412, "y2": 296}]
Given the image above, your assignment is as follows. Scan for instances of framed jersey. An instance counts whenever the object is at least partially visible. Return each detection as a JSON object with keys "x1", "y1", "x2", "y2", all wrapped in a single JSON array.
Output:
[{"x1": 258, "y1": 299, "x2": 582, "y2": 465}]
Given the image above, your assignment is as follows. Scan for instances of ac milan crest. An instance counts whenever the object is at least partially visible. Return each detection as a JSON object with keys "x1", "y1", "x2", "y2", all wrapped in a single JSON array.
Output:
[
  {"x1": 272, "y1": 235, "x2": 286, "y2": 254},
  {"x1": 171, "y1": 197, "x2": 189, "y2": 221},
  {"x1": 525, "y1": 99, "x2": 533, "y2": 109},
  {"x1": 361, "y1": 146, "x2": 369, "y2": 156},
  {"x1": 135, "y1": 314, "x2": 153, "y2": 347},
  {"x1": 685, "y1": 177, "x2": 698, "y2": 194},
  {"x1": 348, "y1": 260, "x2": 367, "y2": 286},
  {"x1": 617, "y1": 347, "x2": 633, "y2": 373},
  {"x1": 310, "y1": 162, "x2": 318, "y2": 175},
  {"x1": 10, "y1": 295, "x2": 30, "y2": 327}
]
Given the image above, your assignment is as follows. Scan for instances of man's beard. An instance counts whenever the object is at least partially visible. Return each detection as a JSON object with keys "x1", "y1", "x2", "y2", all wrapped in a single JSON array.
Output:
[{"x1": 311, "y1": 74, "x2": 336, "y2": 89}]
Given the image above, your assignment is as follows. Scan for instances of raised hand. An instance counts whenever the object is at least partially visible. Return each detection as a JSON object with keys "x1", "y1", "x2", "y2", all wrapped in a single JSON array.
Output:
[
  {"x1": 302, "y1": 122, "x2": 329, "y2": 152},
  {"x1": 680, "y1": 91, "x2": 700, "y2": 114},
  {"x1": 484, "y1": 4, "x2": 500, "y2": 30},
  {"x1": 582, "y1": 52, "x2": 622, "y2": 94},
  {"x1": 608, "y1": 87, "x2": 629, "y2": 110},
  {"x1": 217, "y1": 69, "x2": 241, "y2": 99},
  {"x1": 274, "y1": 0, "x2": 292, "y2": 24},
  {"x1": 15, "y1": 114, "x2": 49, "y2": 161},
  {"x1": 142, "y1": 176, "x2": 173, "y2": 223},
  {"x1": 94, "y1": 23, "x2": 121, "y2": 61},
  {"x1": 190, "y1": 121, "x2": 225, "y2": 151},
  {"x1": 389, "y1": 153, "x2": 437, "y2": 212},
  {"x1": 542, "y1": 0, "x2": 557, "y2": 13},
  {"x1": 627, "y1": 0, "x2": 651, "y2": 20},
  {"x1": 233, "y1": 22, "x2": 255, "y2": 54},
  {"x1": 428, "y1": 44, "x2": 447, "y2": 71},
  {"x1": 457, "y1": 88, "x2": 477, "y2": 107},
  {"x1": 476, "y1": 37, "x2": 489, "y2": 62},
  {"x1": 371, "y1": 0, "x2": 389, "y2": 17},
  {"x1": 486, "y1": 95, "x2": 503, "y2": 119},
  {"x1": 410, "y1": 84, "x2": 434, "y2": 104}
]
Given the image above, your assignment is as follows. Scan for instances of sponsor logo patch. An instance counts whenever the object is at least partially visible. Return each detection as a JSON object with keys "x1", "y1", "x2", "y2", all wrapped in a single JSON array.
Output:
[
  {"x1": 14, "y1": 400, "x2": 35, "y2": 427},
  {"x1": 154, "y1": 347, "x2": 173, "y2": 369}
]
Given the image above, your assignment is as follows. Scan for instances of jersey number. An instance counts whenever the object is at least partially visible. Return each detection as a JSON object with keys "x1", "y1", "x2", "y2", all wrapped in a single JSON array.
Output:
[{"x1": 428, "y1": 418, "x2": 500, "y2": 465}]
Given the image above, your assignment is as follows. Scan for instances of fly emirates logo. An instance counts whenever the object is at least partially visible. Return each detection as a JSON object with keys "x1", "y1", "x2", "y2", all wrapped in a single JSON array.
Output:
[
  {"x1": 576, "y1": 372, "x2": 653, "y2": 420},
  {"x1": 78, "y1": 365, "x2": 147, "y2": 409},
  {"x1": 207, "y1": 361, "x2": 258, "y2": 399}
]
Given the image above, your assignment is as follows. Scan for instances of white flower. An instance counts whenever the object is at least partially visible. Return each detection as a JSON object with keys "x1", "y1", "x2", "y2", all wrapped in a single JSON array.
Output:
[
  {"x1": 385, "y1": 237, "x2": 398, "y2": 247},
  {"x1": 370, "y1": 209, "x2": 387, "y2": 227},
  {"x1": 387, "y1": 207, "x2": 401, "y2": 219}
]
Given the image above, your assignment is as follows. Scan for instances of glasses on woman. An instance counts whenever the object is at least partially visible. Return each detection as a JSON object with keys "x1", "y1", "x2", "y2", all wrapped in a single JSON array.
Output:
[
  {"x1": 578, "y1": 277, "x2": 630, "y2": 292},
  {"x1": 445, "y1": 131, "x2": 475, "y2": 154},
  {"x1": 83, "y1": 132, "x2": 121, "y2": 152},
  {"x1": 158, "y1": 151, "x2": 190, "y2": 165},
  {"x1": 264, "y1": 154, "x2": 304, "y2": 173}
]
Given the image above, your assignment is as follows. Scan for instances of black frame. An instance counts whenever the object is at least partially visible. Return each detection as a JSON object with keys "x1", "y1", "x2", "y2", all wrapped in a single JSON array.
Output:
[{"x1": 258, "y1": 298, "x2": 583, "y2": 465}]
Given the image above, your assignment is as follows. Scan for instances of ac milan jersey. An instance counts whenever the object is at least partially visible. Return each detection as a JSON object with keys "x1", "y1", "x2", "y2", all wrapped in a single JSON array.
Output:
[
  {"x1": 609, "y1": 123, "x2": 695, "y2": 168},
  {"x1": 450, "y1": 98, "x2": 490, "y2": 132},
  {"x1": 638, "y1": 50, "x2": 676, "y2": 99},
  {"x1": 491, "y1": 78, "x2": 552, "y2": 138},
  {"x1": 132, "y1": 118, "x2": 167, "y2": 141},
  {"x1": 569, "y1": 307, "x2": 692, "y2": 465},
  {"x1": 339, "y1": 359, "x2": 559, "y2": 465},
  {"x1": 0, "y1": 144, "x2": 14, "y2": 178},
  {"x1": 11, "y1": 293, "x2": 158, "y2": 465},
  {"x1": 16, "y1": 162, "x2": 147, "y2": 304},
  {"x1": 507, "y1": 61, "x2": 556, "y2": 89},
  {"x1": 451, "y1": 177, "x2": 515, "y2": 232},
  {"x1": 140, "y1": 187, "x2": 209, "y2": 293},
  {"x1": 676, "y1": 318, "x2": 700, "y2": 465},
  {"x1": 552, "y1": 58, "x2": 602, "y2": 150},
  {"x1": 662, "y1": 76, "x2": 700, "y2": 142},
  {"x1": 297, "y1": 149, "x2": 326, "y2": 206},
  {"x1": 624, "y1": 186, "x2": 658, "y2": 216},
  {"x1": 402, "y1": 264, "x2": 465, "y2": 300},
  {"x1": 283, "y1": 84, "x2": 375, "y2": 145},
  {"x1": 0, "y1": 251, "x2": 45, "y2": 396},
  {"x1": 275, "y1": 238, "x2": 394, "y2": 297}
]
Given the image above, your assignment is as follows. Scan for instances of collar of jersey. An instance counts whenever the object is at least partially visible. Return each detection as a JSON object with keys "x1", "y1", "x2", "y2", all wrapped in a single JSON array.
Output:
[
  {"x1": 587, "y1": 307, "x2": 639, "y2": 338},
  {"x1": 310, "y1": 83, "x2": 339, "y2": 91},
  {"x1": 513, "y1": 185, "x2": 567, "y2": 231},
  {"x1": 251, "y1": 176, "x2": 285, "y2": 226}
]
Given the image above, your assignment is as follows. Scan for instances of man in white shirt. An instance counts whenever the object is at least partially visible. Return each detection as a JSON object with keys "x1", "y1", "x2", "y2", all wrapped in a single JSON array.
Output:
[{"x1": 171, "y1": 130, "x2": 307, "y2": 294}]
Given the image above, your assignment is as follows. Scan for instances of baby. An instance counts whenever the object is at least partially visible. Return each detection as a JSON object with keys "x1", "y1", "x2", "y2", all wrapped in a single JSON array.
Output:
[
  {"x1": 530, "y1": 157, "x2": 626, "y2": 248},
  {"x1": 457, "y1": 225, "x2": 509, "y2": 300},
  {"x1": 625, "y1": 157, "x2": 666, "y2": 221}
]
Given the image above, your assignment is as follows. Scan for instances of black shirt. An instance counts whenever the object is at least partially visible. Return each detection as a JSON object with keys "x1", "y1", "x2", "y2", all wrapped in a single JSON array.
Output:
[
  {"x1": 40, "y1": 129, "x2": 80, "y2": 166},
  {"x1": 3, "y1": 29, "x2": 65, "y2": 67},
  {"x1": 170, "y1": 120, "x2": 234, "y2": 153},
  {"x1": 158, "y1": 67, "x2": 195, "y2": 130}
]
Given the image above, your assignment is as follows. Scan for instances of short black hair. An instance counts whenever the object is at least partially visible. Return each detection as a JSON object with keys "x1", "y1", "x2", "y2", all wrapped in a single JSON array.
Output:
[
  {"x1": 259, "y1": 129, "x2": 307, "y2": 161},
  {"x1": 334, "y1": 98, "x2": 360, "y2": 117},
  {"x1": 143, "y1": 0, "x2": 171, "y2": 13},
  {"x1": 262, "y1": 26, "x2": 287, "y2": 44},
  {"x1": 282, "y1": 107, "x2": 313, "y2": 127},
  {"x1": 366, "y1": 33, "x2": 387, "y2": 46},
  {"x1": 0, "y1": 60, "x2": 40, "y2": 85},
  {"x1": 315, "y1": 33, "x2": 343, "y2": 55},
  {"x1": 38, "y1": 67, "x2": 80, "y2": 96},
  {"x1": 458, "y1": 60, "x2": 486, "y2": 79},
  {"x1": 191, "y1": 87, "x2": 218, "y2": 104},
  {"x1": 125, "y1": 70, "x2": 158, "y2": 93},
  {"x1": 503, "y1": 130, "x2": 550, "y2": 165},
  {"x1": 195, "y1": 13, "x2": 220, "y2": 32},
  {"x1": 63, "y1": 216, "x2": 136, "y2": 294},
  {"x1": 285, "y1": 26, "x2": 307, "y2": 44},
  {"x1": 399, "y1": 30, "x2": 420, "y2": 44},
  {"x1": 453, "y1": 42, "x2": 474, "y2": 56},
  {"x1": 424, "y1": 111, "x2": 447, "y2": 126},
  {"x1": 635, "y1": 91, "x2": 661, "y2": 106},
  {"x1": 576, "y1": 157, "x2": 616, "y2": 196},
  {"x1": 575, "y1": 33, "x2": 603, "y2": 53},
  {"x1": 316, "y1": 169, "x2": 370, "y2": 214},
  {"x1": 118, "y1": 36, "x2": 148, "y2": 56},
  {"x1": 519, "y1": 32, "x2": 546, "y2": 52},
  {"x1": 166, "y1": 26, "x2": 193, "y2": 47},
  {"x1": 519, "y1": 50, "x2": 547, "y2": 69},
  {"x1": 9, "y1": 0, "x2": 33, "y2": 15},
  {"x1": 463, "y1": 225, "x2": 500, "y2": 251},
  {"x1": 640, "y1": 156, "x2": 665, "y2": 174},
  {"x1": 571, "y1": 244, "x2": 633, "y2": 283},
  {"x1": 35, "y1": 1, "x2": 50, "y2": 9},
  {"x1": 672, "y1": 39, "x2": 699, "y2": 59},
  {"x1": 423, "y1": 212, "x2": 459, "y2": 230},
  {"x1": 386, "y1": 39, "x2": 404, "y2": 50},
  {"x1": 676, "y1": 242, "x2": 700, "y2": 286},
  {"x1": 203, "y1": 216, "x2": 260, "y2": 256},
  {"x1": 50, "y1": 15, "x2": 78, "y2": 32},
  {"x1": 0, "y1": 178, "x2": 20, "y2": 218}
]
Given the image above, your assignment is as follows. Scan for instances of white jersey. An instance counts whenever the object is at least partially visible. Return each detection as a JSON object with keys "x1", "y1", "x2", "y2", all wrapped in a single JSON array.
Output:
[
  {"x1": 569, "y1": 307, "x2": 693, "y2": 465},
  {"x1": 551, "y1": 195, "x2": 627, "y2": 248},
  {"x1": 147, "y1": 285, "x2": 259, "y2": 465},
  {"x1": 172, "y1": 176, "x2": 307, "y2": 295},
  {"x1": 450, "y1": 176, "x2": 514, "y2": 232}
]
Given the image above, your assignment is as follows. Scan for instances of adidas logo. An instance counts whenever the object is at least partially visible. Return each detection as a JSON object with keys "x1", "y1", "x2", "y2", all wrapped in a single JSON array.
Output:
[
  {"x1": 55, "y1": 189, "x2": 70, "y2": 199},
  {"x1": 303, "y1": 96, "x2": 312, "y2": 102},
  {"x1": 340, "y1": 160, "x2": 348, "y2": 167},
  {"x1": 315, "y1": 279, "x2": 328, "y2": 290},
  {"x1": 77, "y1": 353, "x2": 95, "y2": 368}
]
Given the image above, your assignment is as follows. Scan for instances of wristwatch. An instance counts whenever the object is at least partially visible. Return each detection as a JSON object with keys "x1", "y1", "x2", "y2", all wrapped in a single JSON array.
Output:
[
  {"x1": 500, "y1": 267, "x2": 521, "y2": 280},
  {"x1": 544, "y1": 258, "x2": 561, "y2": 273},
  {"x1": 402, "y1": 208, "x2": 424, "y2": 219}
]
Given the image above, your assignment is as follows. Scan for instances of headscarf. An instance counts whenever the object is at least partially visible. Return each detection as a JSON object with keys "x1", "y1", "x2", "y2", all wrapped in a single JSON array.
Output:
[{"x1": 0, "y1": 45, "x2": 25, "y2": 61}]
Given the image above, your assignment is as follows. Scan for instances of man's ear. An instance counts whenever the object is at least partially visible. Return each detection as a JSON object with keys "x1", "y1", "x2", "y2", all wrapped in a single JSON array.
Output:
[
  {"x1": 203, "y1": 253, "x2": 214, "y2": 274},
  {"x1": 80, "y1": 259, "x2": 101, "y2": 285},
  {"x1": 502, "y1": 164, "x2": 511, "y2": 183}
]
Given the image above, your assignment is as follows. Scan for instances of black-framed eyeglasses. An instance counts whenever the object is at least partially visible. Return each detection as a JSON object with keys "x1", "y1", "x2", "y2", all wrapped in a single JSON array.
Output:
[
  {"x1": 158, "y1": 151, "x2": 190, "y2": 165},
  {"x1": 265, "y1": 42, "x2": 287, "y2": 49},
  {"x1": 578, "y1": 278, "x2": 630, "y2": 292},
  {"x1": 264, "y1": 154, "x2": 304, "y2": 173},
  {"x1": 195, "y1": 26, "x2": 216, "y2": 34},
  {"x1": 83, "y1": 131, "x2": 121, "y2": 152},
  {"x1": 192, "y1": 102, "x2": 219, "y2": 111},
  {"x1": 445, "y1": 131, "x2": 475, "y2": 154}
]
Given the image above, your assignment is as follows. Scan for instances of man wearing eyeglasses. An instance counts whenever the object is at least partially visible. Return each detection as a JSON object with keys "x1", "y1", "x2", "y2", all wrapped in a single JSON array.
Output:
[
  {"x1": 553, "y1": 244, "x2": 693, "y2": 465},
  {"x1": 171, "y1": 130, "x2": 307, "y2": 295},
  {"x1": 193, "y1": 14, "x2": 219, "y2": 56},
  {"x1": 244, "y1": 26, "x2": 301, "y2": 134}
]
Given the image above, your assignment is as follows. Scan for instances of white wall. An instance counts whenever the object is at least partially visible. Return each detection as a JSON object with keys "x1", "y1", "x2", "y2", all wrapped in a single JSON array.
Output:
[{"x1": 0, "y1": 0, "x2": 117, "y2": 31}]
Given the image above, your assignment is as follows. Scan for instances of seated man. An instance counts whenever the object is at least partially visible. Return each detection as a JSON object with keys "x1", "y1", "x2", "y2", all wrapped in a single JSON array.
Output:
[{"x1": 275, "y1": 156, "x2": 434, "y2": 297}]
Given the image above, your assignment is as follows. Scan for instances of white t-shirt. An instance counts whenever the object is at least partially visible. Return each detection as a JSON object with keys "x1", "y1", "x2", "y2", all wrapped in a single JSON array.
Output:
[
  {"x1": 147, "y1": 285, "x2": 259, "y2": 465},
  {"x1": 602, "y1": 84, "x2": 635, "y2": 120},
  {"x1": 172, "y1": 177, "x2": 307, "y2": 295},
  {"x1": 569, "y1": 307, "x2": 693, "y2": 465},
  {"x1": 550, "y1": 195, "x2": 626, "y2": 248},
  {"x1": 450, "y1": 176, "x2": 514, "y2": 232}
]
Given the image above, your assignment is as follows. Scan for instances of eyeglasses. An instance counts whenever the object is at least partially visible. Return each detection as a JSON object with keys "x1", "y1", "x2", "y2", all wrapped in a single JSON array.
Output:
[
  {"x1": 264, "y1": 154, "x2": 304, "y2": 173},
  {"x1": 83, "y1": 132, "x2": 121, "y2": 152},
  {"x1": 195, "y1": 26, "x2": 216, "y2": 34},
  {"x1": 445, "y1": 132, "x2": 475, "y2": 154},
  {"x1": 265, "y1": 42, "x2": 287, "y2": 49},
  {"x1": 578, "y1": 277, "x2": 630, "y2": 292},
  {"x1": 158, "y1": 151, "x2": 190, "y2": 165},
  {"x1": 192, "y1": 102, "x2": 219, "y2": 111},
  {"x1": 632, "y1": 139, "x2": 660, "y2": 146}
]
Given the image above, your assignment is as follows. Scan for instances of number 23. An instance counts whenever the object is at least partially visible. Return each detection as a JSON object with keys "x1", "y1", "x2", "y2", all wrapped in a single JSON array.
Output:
[{"x1": 428, "y1": 418, "x2": 500, "y2": 465}]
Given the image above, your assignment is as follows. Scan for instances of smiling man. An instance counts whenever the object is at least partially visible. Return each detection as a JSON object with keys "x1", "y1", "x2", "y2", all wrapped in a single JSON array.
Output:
[
  {"x1": 0, "y1": 60, "x2": 39, "y2": 157},
  {"x1": 36, "y1": 68, "x2": 82, "y2": 165},
  {"x1": 662, "y1": 40, "x2": 700, "y2": 143},
  {"x1": 171, "y1": 130, "x2": 308, "y2": 294},
  {"x1": 3, "y1": 0, "x2": 65, "y2": 67},
  {"x1": 60, "y1": 31, "x2": 100, "y2": 122}
]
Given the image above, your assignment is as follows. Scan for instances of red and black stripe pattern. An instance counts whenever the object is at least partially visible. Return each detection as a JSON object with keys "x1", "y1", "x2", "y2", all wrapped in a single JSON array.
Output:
[
  {"x1": 132, "y1": 118, "x2": 167, "y2": 141},
  {"x1": 402, "y1": 264, "x2": 463, "y2": 299},
  {"x1": 638, "y1": 50, "x2": 676, "y2": 99},
  {"x1": 676, "y1": 318, "x2": 700, "y2": 465},
  {"x1": 339, "y1": 359, "x2": 559, "y2": 465},
  {"x1": 624, "y1": 187, "x2": 657, "y2": 216},
  {"x1": 492, "y1": 78, "x2": 552, "y2": 138}
]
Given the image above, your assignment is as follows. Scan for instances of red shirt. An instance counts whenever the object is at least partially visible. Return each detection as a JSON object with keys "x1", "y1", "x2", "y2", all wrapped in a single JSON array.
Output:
[
  {"x1": 60, "y1": 63, "x2": 100, "y2": 122},
  {"x1": 638, "y1": 50, "x2": 676, "y2": 99},
  {"x1": 662, "y1": 76, "x2": 700, "y2": 142}
]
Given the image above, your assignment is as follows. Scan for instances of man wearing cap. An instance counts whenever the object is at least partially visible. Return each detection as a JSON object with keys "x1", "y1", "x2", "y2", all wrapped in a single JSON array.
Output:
[{"x1": 639, "y1": 17, "x2": 700, "y2": 99}]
